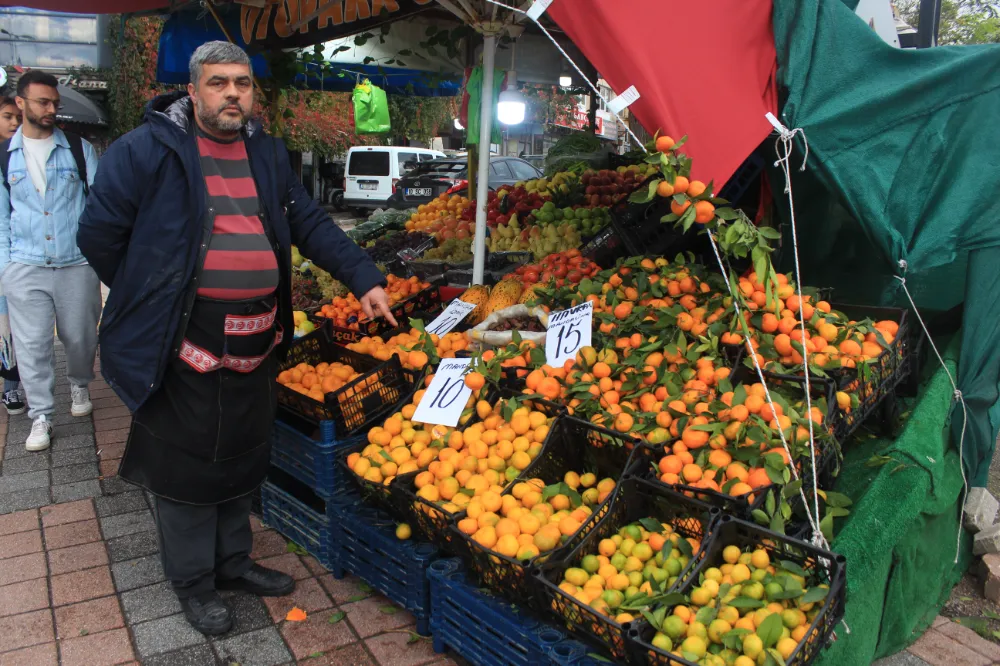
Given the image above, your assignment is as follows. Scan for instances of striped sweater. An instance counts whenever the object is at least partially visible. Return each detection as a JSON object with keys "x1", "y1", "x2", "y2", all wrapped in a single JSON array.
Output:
[{"x1": 196, "y1": 129, "x2": 279, "y2": 301}]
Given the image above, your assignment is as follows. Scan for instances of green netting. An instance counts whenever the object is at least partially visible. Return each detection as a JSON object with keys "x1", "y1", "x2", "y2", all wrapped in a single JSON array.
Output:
[
  {"x1": 768, "y1": 0, "x2": 1000, "y2": 661},
  {"x1": 816, "y1": 337, "x2": 970, "y2": 665}
]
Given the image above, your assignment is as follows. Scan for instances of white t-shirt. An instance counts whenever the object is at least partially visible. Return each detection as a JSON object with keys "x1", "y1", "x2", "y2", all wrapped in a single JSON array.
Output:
[{"x1": 21, "y1": 134, "x2": 55, "y2": 196}]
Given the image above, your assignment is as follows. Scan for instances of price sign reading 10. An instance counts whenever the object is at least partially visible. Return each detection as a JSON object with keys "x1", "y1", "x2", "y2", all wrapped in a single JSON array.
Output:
[
  {"x1": 412, "y1": 358, "x2": 474, "y2": 427},
  {"x1": 545, "y1": 302, "x2": 594, "y2": 367}
]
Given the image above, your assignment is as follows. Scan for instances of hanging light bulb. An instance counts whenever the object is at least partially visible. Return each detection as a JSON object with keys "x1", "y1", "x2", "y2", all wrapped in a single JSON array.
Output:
[
  {"x1": 559, "y1": 75, "x2": 572, "y2": 87},
  {"x1": 454, "y1": 118, "x2": 464, "y2": 130},
  {"x1": 498, "y1": 70, "x2": 526, "y2": 125}
]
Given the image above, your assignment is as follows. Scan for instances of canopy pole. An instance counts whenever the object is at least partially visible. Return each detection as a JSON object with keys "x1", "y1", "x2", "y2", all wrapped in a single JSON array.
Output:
[{"x1": 472, "y1": 33, "x2": 497, "y2": 286}]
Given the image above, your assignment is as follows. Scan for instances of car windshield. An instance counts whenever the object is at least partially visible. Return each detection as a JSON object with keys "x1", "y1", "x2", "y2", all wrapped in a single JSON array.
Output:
[{"x1": 408, "y1": 161, "x2": 467, "y2": 178}]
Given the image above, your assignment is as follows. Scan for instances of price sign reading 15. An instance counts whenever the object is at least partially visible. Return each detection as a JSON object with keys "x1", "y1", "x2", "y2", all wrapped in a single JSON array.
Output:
[
  {"x1": 425, "y1": 299, "x2": 477, "y2": 336},
  {"x1": 412, "y1": 358, "x2": 474, "y2": 427},
  {"x1": 545, "y1": 302, "x2": 593, "y2": 367}
]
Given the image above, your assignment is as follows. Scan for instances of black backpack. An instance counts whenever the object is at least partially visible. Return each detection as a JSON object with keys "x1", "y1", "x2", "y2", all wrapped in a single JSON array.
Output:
[{"x1": 0, "y1": 131, "x2": 89, "y2": 197}]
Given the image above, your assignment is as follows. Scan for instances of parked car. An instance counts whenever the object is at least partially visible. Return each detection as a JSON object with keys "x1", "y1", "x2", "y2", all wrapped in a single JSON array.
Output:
[
  {"x1": 343, "y1": 146, "x2": 446, "y2": 213},
  {"x1": 388, "y1": 156, "x2": 543, "y2": 209},
  {"x1": 520, "y1": 154, "x2": 546, "y2": 171}
]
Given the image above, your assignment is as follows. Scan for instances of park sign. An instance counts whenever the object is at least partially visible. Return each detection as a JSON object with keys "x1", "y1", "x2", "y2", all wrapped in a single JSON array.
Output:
[{"x1": 239, "y1": 0, "x2": 437, "y2": 50}]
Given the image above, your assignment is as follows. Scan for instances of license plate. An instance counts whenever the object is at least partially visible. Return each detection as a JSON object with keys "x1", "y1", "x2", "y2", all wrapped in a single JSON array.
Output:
[
  {"x1": 406, "y1": 188, "x2": 432, "y2": 197},
  {"x1": 359, "y1": 183, "x2": 378, "y2": 191}
]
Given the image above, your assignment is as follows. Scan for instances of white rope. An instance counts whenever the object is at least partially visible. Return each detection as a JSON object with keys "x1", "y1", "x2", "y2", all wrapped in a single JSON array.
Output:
[
  {"x1": 769, "y1": 118, "x2": 825, "y2": 550},
  {"x1": 482, "y1": 0, "x2": 648, "y2": 152},
  {"x1": 894, "y1": 263, "x2": 969, "y2": 564},
  {"x1": 706, "y1": 229, "x2": 829, "y2": 550}
]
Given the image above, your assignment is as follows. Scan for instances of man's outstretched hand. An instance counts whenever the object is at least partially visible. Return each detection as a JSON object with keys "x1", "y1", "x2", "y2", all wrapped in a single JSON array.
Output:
[{"x1": 360, "y1": 285, "x2": 398, "y2": 328}]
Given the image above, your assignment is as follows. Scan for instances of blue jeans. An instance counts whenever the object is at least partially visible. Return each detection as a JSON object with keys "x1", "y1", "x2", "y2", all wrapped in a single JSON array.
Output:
[{"x1": 4, "y1": 378, "x2": 18, "y2": 393}]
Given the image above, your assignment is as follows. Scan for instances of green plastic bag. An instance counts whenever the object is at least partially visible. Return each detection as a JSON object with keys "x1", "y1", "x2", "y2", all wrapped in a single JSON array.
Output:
[{"x1": 352, "y1": 79, "x2": 390, "y2": 134}]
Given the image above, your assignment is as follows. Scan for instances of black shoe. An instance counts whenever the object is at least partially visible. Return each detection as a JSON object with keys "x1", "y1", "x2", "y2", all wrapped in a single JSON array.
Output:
[
  {"x1": 217, "y1": 564, "x2": 295, "y2": 597},
  {"x1": 3, "y1": 389, "x2": 25, "y2": 416},
  {"x1": 179, "y1": 592, "x2": 232, "y2": 635}
]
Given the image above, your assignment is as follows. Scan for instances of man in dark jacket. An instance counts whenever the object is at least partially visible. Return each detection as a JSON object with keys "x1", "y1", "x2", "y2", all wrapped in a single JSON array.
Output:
[{"x1": 77, "y1": 41, "x2": 396, "y2": 635}]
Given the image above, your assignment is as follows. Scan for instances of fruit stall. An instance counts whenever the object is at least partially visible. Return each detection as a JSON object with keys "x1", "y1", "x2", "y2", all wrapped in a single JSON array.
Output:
[{"x1": 258, "y1": 126, "x2": 948, "y2": 666}]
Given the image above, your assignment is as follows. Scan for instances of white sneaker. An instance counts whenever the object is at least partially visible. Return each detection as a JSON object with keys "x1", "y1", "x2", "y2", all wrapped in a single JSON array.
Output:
[
  {"x1": 70, "y1": 385, "x2": 93, "y2": 417},
  {"x1": 25, "y1": 415, "x2": 52, "y2": 451}
]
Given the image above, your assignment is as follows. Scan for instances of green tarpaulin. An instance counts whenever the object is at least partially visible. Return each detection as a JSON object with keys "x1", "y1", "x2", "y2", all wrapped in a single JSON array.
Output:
[{"x1": 770, "y1": 0, "x2": 1000, "y2": 662}]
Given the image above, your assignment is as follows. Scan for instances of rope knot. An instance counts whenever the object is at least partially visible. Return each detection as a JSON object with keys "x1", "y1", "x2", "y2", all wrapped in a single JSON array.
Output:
[
  {"x1": 898, "y1": 259, "x2": 908, "y2": 272},
  {"x1": 954, "y1": 389, "x2": 963, "y2": 401}
]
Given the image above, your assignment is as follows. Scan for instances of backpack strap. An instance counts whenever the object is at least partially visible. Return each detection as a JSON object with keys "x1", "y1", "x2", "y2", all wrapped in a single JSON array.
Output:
[
  {"x1": 0, "y1": 139, "x2": 10, "y2": 195},
  {"x1": 63, "y1": 132, "x2": 89, "y2": 196}
]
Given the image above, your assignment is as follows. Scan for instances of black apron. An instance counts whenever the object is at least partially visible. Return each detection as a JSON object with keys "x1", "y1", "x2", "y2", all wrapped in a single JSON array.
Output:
[{"x1": 120, "y1": 297, "x2": 281, "y2": 505}]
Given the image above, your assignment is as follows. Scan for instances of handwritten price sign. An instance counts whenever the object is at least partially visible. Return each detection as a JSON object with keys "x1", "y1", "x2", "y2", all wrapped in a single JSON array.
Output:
[
  {"x1": 425, "y1": 299, "x2": 477, "y2": 336},
  {"x1": 412, "y1": 358, "x2": 474, "y2": 427},
  {"x1": 545, "y1": 302, "x2": 593, "y2": 367}
]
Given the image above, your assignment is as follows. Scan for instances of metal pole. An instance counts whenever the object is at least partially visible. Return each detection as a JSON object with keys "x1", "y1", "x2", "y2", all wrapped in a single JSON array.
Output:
[{"x1": 472, "y1": 33, "x2": 497, "y2": 286}]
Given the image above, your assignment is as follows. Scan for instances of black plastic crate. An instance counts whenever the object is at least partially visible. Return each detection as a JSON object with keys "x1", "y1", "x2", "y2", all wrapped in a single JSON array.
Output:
[
  {"x1": 442, "y1": 415, "x2": 645, "y2": 602},
  {"x1": 823, "y1": 305, "x2": 910, "y2": 441},
  {"x1": 626, "y1": 515, "x2": 846, "y2": 666},
  {"x1": 633, "y1": 440, "x2": 771, "y2": 519},
  {"x1": 277, "y1": 327, "x2": 412, "y2": 433},
  {"x1": 335, "y1": 379, "x2": 426, "y2": 516},
  {"x1": 398, "y1": 391, "x2": 567, "y2": 546},
  {"x1": 534, "y1": 476, "x2": 719, "y2": 662}
]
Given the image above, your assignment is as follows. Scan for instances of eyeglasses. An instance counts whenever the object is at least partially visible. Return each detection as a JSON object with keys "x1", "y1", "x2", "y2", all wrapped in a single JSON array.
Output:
[{"x1": 23, "y1": 98, "x2": 63, "y2": 111}]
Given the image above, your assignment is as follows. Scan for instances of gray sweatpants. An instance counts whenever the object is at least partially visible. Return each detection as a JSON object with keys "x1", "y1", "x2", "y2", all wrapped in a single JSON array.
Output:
[{"x1": 1, "y1": 263, "x2": 102, "y2": 419}]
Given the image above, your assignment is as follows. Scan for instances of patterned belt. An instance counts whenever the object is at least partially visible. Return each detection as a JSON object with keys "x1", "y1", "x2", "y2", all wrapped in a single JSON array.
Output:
[
  {"x1": 179, "y1": 306, "x2": 282, "y2": 374},
  {"x1": 223, "y1": 305, "x2": 277, "y2": 336}
]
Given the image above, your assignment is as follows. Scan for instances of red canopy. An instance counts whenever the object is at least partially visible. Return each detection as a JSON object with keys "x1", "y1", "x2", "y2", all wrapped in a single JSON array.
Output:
[
  {"x1": 0, "y1": 0, "x2": 172, "y2": 11},
  {"x1": 548, "y1": 0, "x2": 779, "y2": 186}
]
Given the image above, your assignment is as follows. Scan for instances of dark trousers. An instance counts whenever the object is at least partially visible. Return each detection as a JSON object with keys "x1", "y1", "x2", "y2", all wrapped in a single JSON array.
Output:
[{"x1": 154, "y1": 493, "x2": 255, "y2": 599}]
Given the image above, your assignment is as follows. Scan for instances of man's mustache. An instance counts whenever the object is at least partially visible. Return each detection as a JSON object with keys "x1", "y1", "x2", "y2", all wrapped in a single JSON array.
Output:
[{"x1": 218, "y1": 101, "x2": 246, "y2": 114}]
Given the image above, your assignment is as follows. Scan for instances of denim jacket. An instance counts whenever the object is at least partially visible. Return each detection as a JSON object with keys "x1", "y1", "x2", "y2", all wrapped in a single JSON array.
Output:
[{"x1": 0, "y1": 127, "x2": 99, "y2": 273}]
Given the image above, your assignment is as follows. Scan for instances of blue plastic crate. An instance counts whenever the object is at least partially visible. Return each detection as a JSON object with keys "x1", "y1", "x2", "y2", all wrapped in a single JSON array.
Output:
[
  {"x1": 260, "y1": 476, "x2": 334, "y2": 570},
  {"x1": 428, "y1": 558, "x2": 567, "y2": 666},
  {"x1": 328, "y1": 491, "x2": 438, "y2": 636},
  {"x1": 548, "y1": 640, "x2": 613, "y2": 665},
  {"x1": 270, "y1": 416, "x2": 364, "y2": 499}
]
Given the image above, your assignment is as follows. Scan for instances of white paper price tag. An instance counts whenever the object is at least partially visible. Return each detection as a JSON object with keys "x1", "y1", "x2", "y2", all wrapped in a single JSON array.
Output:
[
  {"x1": 425, "y1": 300, "x2": 477, "y2": 336},
  {"x1": 545, "y1": 302, "x2": 593, "y2": 367},
  {"x1": 607, "y1": 85, "x2": 641, "y2": 115},
  {"x1": 413, "y1": 358, "x2": 474, "y2": 427},
  {"x1": 527, "y1": 0, "x2": 554, "y2": 20}
]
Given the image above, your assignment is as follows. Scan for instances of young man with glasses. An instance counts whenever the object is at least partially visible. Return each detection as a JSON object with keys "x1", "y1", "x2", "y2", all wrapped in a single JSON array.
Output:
[{"x1": 0, "y1": 70, "x2": 101, "y2": 451}]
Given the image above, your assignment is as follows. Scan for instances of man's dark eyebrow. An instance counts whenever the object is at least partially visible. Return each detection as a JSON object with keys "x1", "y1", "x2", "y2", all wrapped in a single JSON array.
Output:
[{"x1": 207, "y1": 75, "x2": 252, "y2": 83}]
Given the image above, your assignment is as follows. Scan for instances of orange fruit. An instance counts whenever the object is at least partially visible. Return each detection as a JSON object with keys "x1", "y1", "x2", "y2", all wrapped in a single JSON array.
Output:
[
  {"x1": 694, "y1": 201, "x2": 715, "y2": 224},
  {"x1": 656, "y1": 180, "x2": 675, "y2": 197},
  {"x1": 672, "y1": 176, "x2": 690, "y2": 194},
  {"x1": 464, "y1": 372, "x2": 486, "y2": 390},
  {"x1": 655, "y1": 135, "x2": 675, "y2": 152}
]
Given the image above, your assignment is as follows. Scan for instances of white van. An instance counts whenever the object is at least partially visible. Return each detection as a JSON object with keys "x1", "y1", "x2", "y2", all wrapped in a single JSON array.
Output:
[{"x1": 344, "y1": 146, "x2": 446, "y2": 212}]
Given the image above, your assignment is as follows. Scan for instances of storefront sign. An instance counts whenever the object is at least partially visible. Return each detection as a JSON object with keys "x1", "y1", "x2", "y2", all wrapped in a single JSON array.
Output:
[{"x1": 240, "y1": 0, "x2": 436, "y2": 49}]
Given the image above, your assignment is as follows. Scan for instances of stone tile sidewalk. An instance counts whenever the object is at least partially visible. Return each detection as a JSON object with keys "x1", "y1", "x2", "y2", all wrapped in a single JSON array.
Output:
[{"x1": 0, "y1": 347, "x2": 458, "y2": 666}]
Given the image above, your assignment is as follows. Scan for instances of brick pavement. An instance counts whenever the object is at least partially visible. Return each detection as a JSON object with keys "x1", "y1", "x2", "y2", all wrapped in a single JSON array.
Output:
[{"x1": 0, "y1": 347, "x2": 460, "y2": 666}]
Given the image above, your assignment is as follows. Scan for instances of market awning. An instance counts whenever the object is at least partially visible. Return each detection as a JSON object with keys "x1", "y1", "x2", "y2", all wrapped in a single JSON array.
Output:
[
  {"x1": 56, "y1": 85, "x2": 107, "y2": 126},
  {"x1": 0, "y1": 0, "x2": 173, "y2": 10},
  {"x1": 157, "y1": 1, "x2": 461, "y2": 95},
  {"x1": 547, "y1": 0, "x2": 778, "y2": 187}
]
